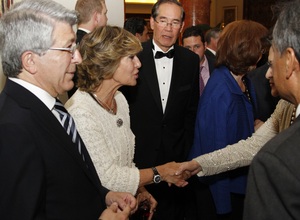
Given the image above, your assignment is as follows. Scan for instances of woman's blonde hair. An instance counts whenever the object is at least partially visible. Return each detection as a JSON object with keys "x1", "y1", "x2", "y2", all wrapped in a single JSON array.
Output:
[{"x1": 77, "y1": 25, "x2": 142, "y2": 92}]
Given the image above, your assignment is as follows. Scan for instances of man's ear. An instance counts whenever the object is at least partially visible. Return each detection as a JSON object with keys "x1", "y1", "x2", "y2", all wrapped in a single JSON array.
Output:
[
  {"x1": 290, "y1": 48, "x2": 300, "y2": 72},
  {"x1": 285, "y1": 47, "x2": 299, "y2": 79},
  {"x1": 21, "y1": 51, "x2": 37, "y2": 74},
  {"x1": 93, "y1": 11, "x2": 101, "y2": 25},
  {"x1": 135, "y1": 33, "x2": 142, "y2": 41},
  {"x1": 150, "y1": 17, "x2": 155, "y2": 30},
  {"x1": 179, "y1": 21, "x2": 185, "y2": 33}
]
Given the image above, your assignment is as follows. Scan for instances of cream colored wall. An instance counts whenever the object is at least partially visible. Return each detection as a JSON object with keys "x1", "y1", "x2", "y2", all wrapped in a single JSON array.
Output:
[
  {"x1": 210, "y1": 0, "x2": 243, "y2": 27},
  {"x1": 0, "y1": 0, "x2": 125, "y2": 94},
  {"x1": 125, "y1": 0, "x2": 243, "y2": 28}
]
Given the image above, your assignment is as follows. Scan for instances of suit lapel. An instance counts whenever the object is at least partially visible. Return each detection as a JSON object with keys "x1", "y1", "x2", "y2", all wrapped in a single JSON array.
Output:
[{"x1": 5, "y1": 80, "x2": 103, "y2": 193}]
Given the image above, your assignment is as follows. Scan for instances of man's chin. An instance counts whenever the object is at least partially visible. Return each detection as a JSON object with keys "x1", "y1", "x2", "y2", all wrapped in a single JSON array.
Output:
[{"x1": 271, "y1": 91, "x2": 279, "y2": 98}]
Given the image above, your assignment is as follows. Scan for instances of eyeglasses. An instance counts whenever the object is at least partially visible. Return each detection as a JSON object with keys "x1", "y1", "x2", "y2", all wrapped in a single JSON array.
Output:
[
  {"x1": 48, "y1": 43, "x2": 78, "y2": 57},
  {"x1": 154, "y1": 19, "x2": 182, "y2": 29},
  {"x1": 266, "y1": 60, "x2": 273, "y2": 67}
]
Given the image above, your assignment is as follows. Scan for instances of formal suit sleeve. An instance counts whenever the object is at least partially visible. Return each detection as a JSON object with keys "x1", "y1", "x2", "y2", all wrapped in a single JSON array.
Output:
[
  {"x1": 182, "y1": 53, "x2": 200, "y2": 160},
  {"x1": 244, "y1": 150, "x2": 300, "y2": 220},
  {"x1": 0, "y1": 124, "x2": 46, "y2": 220}
]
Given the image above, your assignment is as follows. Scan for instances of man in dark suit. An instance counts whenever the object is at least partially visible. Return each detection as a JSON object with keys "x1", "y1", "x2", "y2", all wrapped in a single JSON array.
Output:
[
  {"x1": 248, "y1": 62, "x2": 280, "y2": 121},
  {"x1": 182, "y1": 25, "x2": 215, "y2": 95},
  {"x1": 122, "y1": 0, "x2": 199, "y2": 219},
  {"x1": 244, "y1": 1, "x2": 300, "y2": 219},
  {"x1": 68, "y1": 0, "x2": 108, "y2": 97},
  {"x1": 204, "y1": 27, "x2": 221, "y2": 67},
  {"x1": 0, "y1": 1, "x2": 135, "y2": 219}
]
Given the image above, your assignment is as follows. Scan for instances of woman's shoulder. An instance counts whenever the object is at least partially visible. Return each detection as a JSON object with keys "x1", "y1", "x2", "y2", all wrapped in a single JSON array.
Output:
[{"x1": 65, "y1": 90, "x2": 92, "y2": 112}]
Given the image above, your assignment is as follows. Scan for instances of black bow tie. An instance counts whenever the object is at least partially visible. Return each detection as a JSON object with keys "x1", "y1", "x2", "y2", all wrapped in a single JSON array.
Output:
[{"x1": 155, "y1": 49, "x2": 175, "y2": 59}]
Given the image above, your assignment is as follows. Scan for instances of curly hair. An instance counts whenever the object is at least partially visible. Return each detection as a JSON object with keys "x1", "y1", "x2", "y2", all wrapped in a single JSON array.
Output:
[{"x1": 77, "y1": 25, "x2": 142, "y2": 93}]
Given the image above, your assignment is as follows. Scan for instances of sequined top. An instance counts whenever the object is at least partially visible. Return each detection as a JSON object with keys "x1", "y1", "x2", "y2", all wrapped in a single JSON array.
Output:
[{"x1": 194, "y1": 99, "x2": 294, "y2": 176}]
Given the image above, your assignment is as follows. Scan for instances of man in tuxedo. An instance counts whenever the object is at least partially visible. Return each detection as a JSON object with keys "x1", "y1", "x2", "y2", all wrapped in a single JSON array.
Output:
[
  {"x1": 244, "y1": 0, "x2": 300, "y2": 219},
  {"x1": 182, "y1": 25, "x2": 215, "y2": 95},
  {"x1": 0, "y1": 0, "x2": 135, "y2": 219},
  {"x1": 204, "y1": 27, "x2": 221, "y2": 67},
  {"x1": 122, "y1": 0, "x2": 199, "y2": 219},
  {"x1": 68, "y1": 0, "x2": 108, "y2": 97}
]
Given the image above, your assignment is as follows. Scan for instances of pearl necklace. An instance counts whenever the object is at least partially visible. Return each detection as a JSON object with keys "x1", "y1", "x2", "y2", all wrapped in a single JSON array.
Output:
[{"x1": 92, "y1": 93, "x2": 116, "y2": 115}]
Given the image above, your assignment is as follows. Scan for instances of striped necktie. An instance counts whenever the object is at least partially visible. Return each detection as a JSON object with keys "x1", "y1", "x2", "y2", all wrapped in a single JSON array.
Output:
[{"x1": 54, "y1": 99, "x2": 85, "y2": 162}]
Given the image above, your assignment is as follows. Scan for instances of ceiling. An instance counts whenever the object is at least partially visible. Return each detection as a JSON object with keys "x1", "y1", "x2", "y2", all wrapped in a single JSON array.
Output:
[{"x1": 125, "y1": 0, "x2": 156, "y2": 4}]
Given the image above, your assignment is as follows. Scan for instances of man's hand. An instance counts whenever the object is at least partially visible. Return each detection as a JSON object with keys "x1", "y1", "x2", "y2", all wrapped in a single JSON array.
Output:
[
  {"x1": 105, "y1": 191, "x2": 137, "y2": 215},
  {"x1": 98, "y1": 202, "x2": 131, "y2": 220},
  {"x1": 137, "y1": 187, "x2": 158, "y2": 220}
]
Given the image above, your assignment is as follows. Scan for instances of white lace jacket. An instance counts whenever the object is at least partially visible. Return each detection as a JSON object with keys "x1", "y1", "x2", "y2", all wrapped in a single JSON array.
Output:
[
  {"x1": 194, "y1": 99, "x2": 293, "y2": 176},
  {"x1": 65, "y1": 90, "x2": 139, "y2": 195}
]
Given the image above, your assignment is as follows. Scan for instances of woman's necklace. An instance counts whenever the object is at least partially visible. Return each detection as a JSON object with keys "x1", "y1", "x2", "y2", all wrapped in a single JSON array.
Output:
[
  {"x1": 242, "y1": 78, "x2": 251, "y2": 102},
  {"x1": 290, "y1": 107, "x2": 296, "y2": 125},
  {"x1": 92, "y1": 93, "x2": 116, "y2": 115}
]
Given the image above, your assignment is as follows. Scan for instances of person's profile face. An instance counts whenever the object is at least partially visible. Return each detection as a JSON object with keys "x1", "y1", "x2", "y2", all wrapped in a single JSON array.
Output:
[
  {"x1": 36, "y1": 22, "x2": 82, "y2": 97},
  {"x1": 113, "y1": 55, "x2": 141, "y2": 87},
  {"x1": 265, "y1": 46, "x2": 285, "y2": 98}
]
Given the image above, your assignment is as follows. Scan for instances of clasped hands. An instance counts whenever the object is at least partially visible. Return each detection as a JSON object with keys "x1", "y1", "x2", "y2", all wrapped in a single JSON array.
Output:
[{"x1": 158, "y1": 160, "x2": 202, "y2": 187}]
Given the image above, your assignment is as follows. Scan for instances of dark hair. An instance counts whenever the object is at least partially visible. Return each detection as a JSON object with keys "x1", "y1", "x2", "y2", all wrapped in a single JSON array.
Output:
[
  {"x1": 216, "y1": 20, "x2": 269, "y2": 75},
  {"x1": 182, "y1": 26, "x2": 205, "y2": 45},
  {"x1": 124, "y1": 17, "x2": 147, "y2": 35},
  {"x1": 151, "y1": 0, "x2": 185, "y2": 22}
]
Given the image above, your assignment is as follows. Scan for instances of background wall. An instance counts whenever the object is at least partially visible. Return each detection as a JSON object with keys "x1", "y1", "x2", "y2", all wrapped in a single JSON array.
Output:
[
  {"x1": 0, "y1": 0, "x2": 125, "y2": 92},
  {"x1": 125, "y1": 0, "x2": 243, "y2": 28}
]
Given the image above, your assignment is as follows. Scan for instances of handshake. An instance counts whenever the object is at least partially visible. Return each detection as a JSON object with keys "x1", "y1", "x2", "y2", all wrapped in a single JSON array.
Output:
[{"x1": 155, "y1": 160, "x2": 202, "y2": 187}]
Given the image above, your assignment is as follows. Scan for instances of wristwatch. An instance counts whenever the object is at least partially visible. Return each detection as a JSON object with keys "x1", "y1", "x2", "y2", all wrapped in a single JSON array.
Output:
[{"x1": 151, "y1": 167, "x2": 161, "y2": 184}]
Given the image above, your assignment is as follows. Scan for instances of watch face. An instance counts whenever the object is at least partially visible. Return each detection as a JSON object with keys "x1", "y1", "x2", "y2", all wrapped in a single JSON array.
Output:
[{"x1": 154, "y1": 175, "x2": 161, "y2": 183}]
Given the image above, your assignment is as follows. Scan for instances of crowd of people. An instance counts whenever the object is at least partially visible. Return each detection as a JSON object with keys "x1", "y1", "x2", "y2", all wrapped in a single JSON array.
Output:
[{"x1": 0, "y1": 0, "x2": 299, "y2": 220}]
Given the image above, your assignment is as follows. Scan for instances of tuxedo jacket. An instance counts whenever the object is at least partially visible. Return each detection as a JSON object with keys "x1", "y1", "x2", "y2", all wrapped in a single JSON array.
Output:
[
  {"x1": 0, "y1": 80, "x2": 108, "y2": 220},
  {"x1": 122, "y1": 40, "x2": 200, "y2": 168},
  {"x1": 76, "y1": 29, "x2": 88, "y2": 44},
  {"x1": 244, "y1": 116, "x2": 300, "y2": 219}
]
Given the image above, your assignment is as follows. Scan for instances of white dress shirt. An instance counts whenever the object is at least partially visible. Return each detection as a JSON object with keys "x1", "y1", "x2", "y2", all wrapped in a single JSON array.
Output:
[
  {"x1": 152, "y1": 40, "x2": 174, "y2": 113},
  {"x1": 9, "y1": 77, "x2": 61, "y2": 124}
]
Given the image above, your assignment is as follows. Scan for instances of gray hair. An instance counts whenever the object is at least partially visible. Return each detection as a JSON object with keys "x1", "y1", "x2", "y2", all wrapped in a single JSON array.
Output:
[
  {"x1": 0, "y1": 0, "x2": 78, "y2": 77},
  {"x1": 151, "y1": 0, "x2": 185, "y2": 22},
  {"x1": 272, "y1": 0, "x2": 300, "y2": 60},
  {"x1": 205, "y1": 27, "x2": 221, "y2": 44}
]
